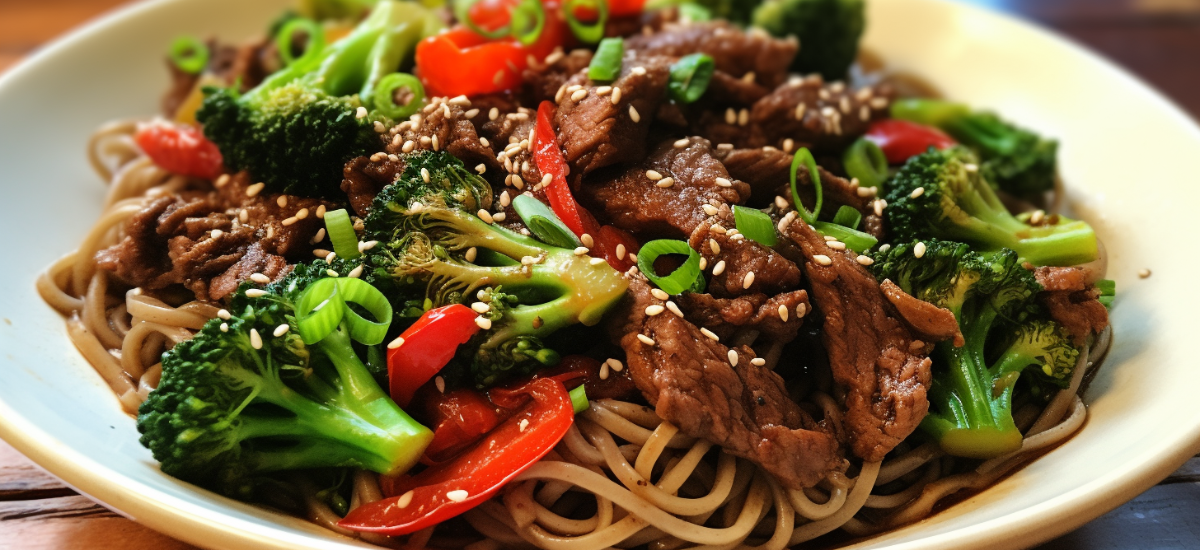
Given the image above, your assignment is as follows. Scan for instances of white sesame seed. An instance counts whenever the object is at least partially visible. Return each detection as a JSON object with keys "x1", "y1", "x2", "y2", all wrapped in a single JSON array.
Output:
[
  {"x1": 650, "y1": 288, "x2": 670, "y2": 300},
  {"x1": 646, "y1": 170, "x2": 663, "y2": 181},
  {"x1": 245, "y1": 289, "x2": 268, "y2": 298},
  {"x1": 374, "y1": 121, "x2": 386, "y2": 133},
  {"x1": 964, "y1": 163, "x2": 979, "y2": 173},
  {"x1": 599, "y1": 362, "x2": 610, "y2": 380},
  {"x1": 879, "y1": 243, "x2": 892, "y2": 253},
  {"x1": 216, "y1": 309, "x2": 232, "y2": 321},
  {"x1": 249, "y1": 273, "x2": 270, "y2": 284},
  {"x1": 743, "y1": 272, "x2": 755, "y2": 289},
  {"x1": 432, "y1": 134, "x2": 441, "y2": 151},
  {"x1": 629, "y1": 105, "x2": 641, "y2": 123},
  {"x1": 665, "y1": 301, "x2": 684, "y2": 318},
  {"x1": 540, "y1": 173, "x2": 553, "y2": 187},
  {"x1": 632, "y1": 66, "x2": 646, "y2": 76},
  {"x1": 628, "y1": 253, "x2": 638, "y2": 263},
  {"x1": 727, "y1": 350, "x2": 739, "y2": 367},
  {"x1": 355, "y1": 106, "x2": 368, "y2": 119},
  {"x1": 215, "y1": 174, "x2": 230, "y2": 188},
  {"x1": 276, "y1": 196, "x2": 288, "y2": 208},
  {"x1": 607, "y1": 358, "x2": 624, "y2": 372},
  {"x1": 478, "y1": 209, "x2": 494, "y2": 224},
  {"x1": 281, "y1": 216, "x2": 298, "y2": 227},
  {"x1": 796, "y1": 303, "x2": 808, "y2": 318},
  {"x1": 246, "y1": 182, "x2": 265, "y2": 197},
  {"x1": 402, "y1": 140, "x2": 415, "y2": 153},
  {"x1": 702, "y1": 204, "x2": 719, "y2": 216},
  {"x1": 519, "y1": 418, "x2": 530, "y2": 432},
  {"x1": 326, "y1": 252, "x2": 337, "y2": 262},
  {"x1": 313, "y1": 249, "x2": 332, "y2": 259},
  {"x1": 581, "y1": 233, "x2": 594, "y2": 247},
  {"x1": 910, "y1": 187, "x2": 925, "y2": 199},
  {"x1": 813, "y1": 254, "x2": 832, "y2": 266},
  {"x1": 715, "y1": 177, "x2": 732, "y2": 187},
  {"x1": 442, "y1": 104, "x2": 452, "y2": 119},
  {"x1": 596, "y1": 86, "x2": 612, "y2": 95},
  {"x1": 870, "y1": 97, "x2": 889, "y2": 109},
  {"x1": 555, "y1": 85, "x2": 567, "y2": 103},
  {"x1": 449, "y1": 95, "x2": 471, "y2": 107},
  {"x1": 713, "y1": 260, "x2": 727, "y2": 276},
  {"x1": 326, "y1": 269, "x2": 339, "y2": 277},
  {"x1": 348, "y1": 265, "x2": 363, "y2": 278},
  {"x1": 296, "y1": 208, "x2": 309, "y2": 220},
  {"x1": 874, "y1": 199, "x2": 886, "y2": 217},
  {"x1": 475, "y1": 316, "x2": 493, "y2": 330},
  {"x1": 741, "y1": 71, "x2": 756, "y2": 83},
  {"x1": 574, "y1": 246, "x2": 590, "y2": 256},
  {"x1": 914, "y1": 242, "x2": 927, "y2": 258},
  {"x1": 840, "y1": 96, "x2": 852, "y2": 114},
  {"x1": 674, "y1": 138, "x2": 690, "y2": 148},
  {"x1": 710, "y1": 240, "x2": 721, "y2": 255},
  {"x1": 725, "y1": 108, "x2": 737, "y2": 125},
  {"x1": 616, "y1": 243, "x2": 627, "y2": 260},
  {"x1": 794, "y1": 103, "x2": 807, "y2": 120},
  {"x1": 751, "y1": 357, "x2": 767, "y2": 366},
  {"x1": 860, "y1": 105, "x2": 871, "y2": 121},
  {"x1": 637, "y1": 333, "x2": 656, "y2": 345},
  {"x1": 272, "y1": 324, "x2": 290, "y2": 337},
  {"x1": 492, "y1": 212, "x2": 506, "y2": 222},
  {"x1": 828, "y1": 241, "x2": 847, "y2": 251},
  {"x1": 397, "y1": 490, "x2": 414, "y2": 508},
  {"x1": 699, "y1": 257, "x2": 707, "y2": 271},
  {"x1": 435, "y1": 376, "x2": 446, "y2": 393},
  {"x1": 700, "y1": 328, "x2": 719, "y2": 341},
  {"x1": 656, "y1": 177, "x2": 675, "y2": 188},
  {"x1": 239, "y1": 209, "x2": 249, "y2": 223},
  {"x1": 211, "y1": 229, "x2": 224, "y2": 239},
  {"x1": 1029, "y1": 209, "x2": 1045, "y2": 225},
  {"x1": 737, "y1": 109, "x2": 749, "y2": 126},
  {"x1": 590, "y1": 257, "x2": 605, "y2": 265},
  {"x1": 421, "y1": 167, "x2": 431, "y2": 183},
  {"x1": 480, "y1": 137, "x2": 490, "y2": 147},
  {"x1": 710, "y1": 224, "x2": 727, "y2": 235},
  {"x1": 645, "y1": 305, "x2": 665, "y2": 316},
  {"x1": 446, "y1": 490, "x2": 468, "y2": 503},
  {"x1": 464, "y1": 247, "x2": 478, "y2": 262},
  {"x1": 571, "y1": 89, "x2": 588, "y2": 102},
  {"x1": 471, "y1": 302, "x2": 490, "y2": 314},
  {"x1": 512, "y1": 175, "x2": 524, "y2": 188},
  {"x1": 857, "y1": 186, "x2": 877, "y2": 197},
  {"x1": 611, "y1": 87, "x2": 622, "y2": 105},
  {"x1": 219, "y1": 322, "x2": 229, "y2": 333},
  {"x1": 1139, "y1": 268, "x2": 1152, "y2": 278},
  {"x1": 249, "y1": 329, "x2": 263, "y2": 349},
  {"x1": 857, "y1": 255, "x2": 874, "y2": 266}
]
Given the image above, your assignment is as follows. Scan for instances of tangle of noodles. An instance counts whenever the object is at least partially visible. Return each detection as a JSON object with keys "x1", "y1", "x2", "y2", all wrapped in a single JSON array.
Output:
[{"x1": 38, "y1": 119, "x2": 1109, "y2": 549}]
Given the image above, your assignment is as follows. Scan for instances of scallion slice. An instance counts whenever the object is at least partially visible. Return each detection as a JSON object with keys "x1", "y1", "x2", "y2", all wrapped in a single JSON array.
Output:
[
  {"x1": 1096, "y1": 279, "x2": 1115, "y2": 309},
  {"x1": 334, "y1": 278, "x2": 392, "y2": 345},
  {"x1": 588, "y1": 38, "x2": 625, "y2": 82},
  {"x1": 373, "y1": 73, "x2": 425, "y2": 120},
  {"x1": 790, "y1": 147, "x2": 823, "y2": 225},
  {"x1": 668, "y1": 53, "x2": 715, "y2": 104},
  {"x1": 564, "y1": 0, "x2": 609, "y2": 44},
  {"x1": 169, "y1": 36, "x2": 210, "y2": 75},
  {"x1": 733, "y1": 206, "x2": 778, "y2": 247},
  {"x1": 511, "y1": 0, "x2": 547, "y2": 45},
  {"x1": 831, "y1": 205, "x2": 862, "y2": 230},
  {"x1": 812, "y1": 222, "x2": 877, "y2": 253},
  {"x1": 324, "y1": 209, "x2": 361, "y2": 260},
  {"x1": 512, "y1": 194, "x2": 581, "y2": 249},
  {"x1": 295, "y1": 278, "x2": 343, "y2": 345},
  {"x1": 843, "y1": 138, "x2": 889, "y2": 190},
  {"x1": 275, "y1": 18, "x2": 325, "y2": 67},
  {"x1": 677, "y1": 3, "x2": 712, "y2": 22},
  {"x1": 570, "y1": 384, "x2": 589, "y2": 414},
  {"x1": 637, "y1": 239, "x2": 702, "y2": 295}
]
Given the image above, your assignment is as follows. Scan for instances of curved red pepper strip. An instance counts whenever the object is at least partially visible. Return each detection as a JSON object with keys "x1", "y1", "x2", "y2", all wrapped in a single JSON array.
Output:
[
  {"x1": 388, "y1": 304, "x2": 482, "y2": 408},
  {"x1": 865, "y1": 119, "x2": 958, "y2": 164},
  {"x1": 338, "y1": 377, "x2": 574, "y2": 535}
]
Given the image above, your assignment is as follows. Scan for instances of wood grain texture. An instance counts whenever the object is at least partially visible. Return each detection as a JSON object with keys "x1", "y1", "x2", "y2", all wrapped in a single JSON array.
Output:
[{"x1": 0, "y1": 0, "x2": 1197, "y2": 549}]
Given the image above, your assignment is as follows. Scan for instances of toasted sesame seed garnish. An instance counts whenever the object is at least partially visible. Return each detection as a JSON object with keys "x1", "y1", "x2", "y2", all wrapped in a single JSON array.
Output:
[
  {"x1": 470, "y1": 301, "x2": 491, "y2": 314},
  {"x1": 596, "y1": 86, "x2": 612, "y2": 95},
  {"x1": 420, "y1": 136, "x2": 432, "y2": 147},
  {"x1": 628, "y1": 253, "x2": 638, "y2": 263},
  {"x1": 741, "y1": 71, "x2": 756, "y2": 83},
  {"x1": 751, "y1": 357, "x2": 767, "y2": 367},
  {"x1": 246, "y1": 287, "x2": 269, "y2": 298},
  {"x1": 629, "y1": 105, "x2": 641, "y2": 123},
  {"x1": 637, "y1": 333, "x2": 656, "y2": 345},
  {"x1": 743, "y1": 272, "x2": 755, "y2": 289},
  {"x1": 355, "y1": 106, "x2": 368, "y2": 119},
  {"x1": 796, "y1": 302, "x2": 808, "y2": 318},
  {"x1": 727, "y1": 350, "x2": 739, "y2": 367},
  {"x1": 674, "y1": 138, "x2": 690, "y2": 148},
  {"x1": 616, "y1": 243, "x2": 627, "y2": 260},
  {"x1": 540, "y1": 173, "x2": 553, "y2": 188},
  {"x1": 276, "y1": 196, "x2": 287, "y2": 208},
  {"x1": 217, "y1": 309, "x2": 232, "y2": 320},
  {"x1": 571, "y1": 89, "x2": 588, "y2": 102},
  {"x1": 475, "y1": 316, "x2": 493, "y2": 330},
  {"x1": 1139, "y1": 268, "x2": 1152, "y2": 278},
  {"x1": 710, "y1": 224, "x2": 727, "y2": 235},
  {"x1": 878, "y1": 243, "x2": 891, "y2": 253},
  {"x1": 651, "y1": 288, "x2": 669, "y2": 300},
  {"x1": 813, "y1": 254, "x2": 832, "y2": 266},
  {"x1": 326, "y1": 252, "x2": 337, "y2": 262},
  {"x1": 480, "y1": 136, "x2": 490, "y2": 148},
  {"x1": 856, "y1": 255, "x2": 874, "y2": 266},
  {"x1": 518, "y1": 418, "x2": 530, "y2": 433},
  {"x1": 295, "y1": 208, "x2": 309, "y2": 220},
  {"x1": 715, "y1": 177, "x2": 732, "y2": 187},
  {"x1": 910, "y1": 187, "x2": 925, "y2": 199},
  {"x1": 700, "y1": 327, "x2": 719, "y2": 341},
  {"x1": 774, "y1": 196, "x2": 790, "y2": 210},
  {"x1": 219, "y1": 322, "x2": 229, "y2": 333},
  {"x1": 273, "y1": 324, "x2": 290, "y2": 338},
  {"x1": 840, "y1": 96, "x2": 852, "y2": 114},
  {"x1": 492, "y1": 212, "x2": 506, "y2": 222},
  {"x1": 511, "y1": 174, "x2": 524, "y2": 189},
  {"x1": 737, "y1": 108, "x2": 749, "y2": 126},
  {"x1": 249, "y1": 273, "x2": 270, "y2": 284},
  {"x1": 914, "y1": 242, "x2": 927, "y2": 258},
  {"x1": 698, "y1": 257, "x2": 707, "y2": 271},
  {"x1": 581, "y1": 233, "x2": 595, "y2": 247},
  {"x1": 419, "y1": 167, "x2": 431, "y2": 183},
  {"x1": 782, "y1": 138, "x2": 795, "y2": 153},
  {"x1": 373, "y1": 121, "x2": 386, "y2": 133},
  {"x1": 645, "y1": 305, "x2": 665, "y2": 316},
  {"x1": 400, "y1": 139, "x2": 414, "y2": 153},
  {"x1": 823, "y1": 235, "x2": 838, "y2": 242},
  {"x1": 702, "y1": 204, "x2": 718, "y2": 216},
  {"x1": 313, "y1": 249, "x2": 331, "y2": 259},
  {"x1": 873, "y1": 199, "x2": 886, "y2": 217},
  {"x1": 246, "y1": 182, "x2": 265, "y2": 197},
  {"x1": 794, "y1": 103, "x2": 807, "y2": 120},
  {"x1": 611, "y1": 87, "x2": 622, "y2": 104},
  {"x1": 713, "y1": 260, "x2": 727, "y2": 275},
  {"x1": 326, "y1": 269, "x2": 339, "y2": 277},
  {"x1": 857, "y1": 186, "x2": 877, "y2": 197},
  {"x1": 1029, "y1": 209, "x2": 1045, "y2": 225},
  {"x1": 607, "y1": 358, "x2": 624, "y2": 372},
  {"x1": 567, "y1": 84, "x2": 582, "y2": 93},
  {"x1": 574, "y1": 246, "x2": 590, "y2": 256},
  {"x1": 859, "y1": 105, "x2": 871, "y2": 121},
  {"x1": 239, "y1": 209, "x2": 249, "y2": 223},
  {"x1": 215, "y1": 174, "x2": 230, "y2": 187},
  {"x1": 348, "y1": 265, "x2": 363, "y2": 278},
  {"x1": 462, "y1": 247, "x2": 477, "y2": 263},
  {"x1": 646, "y1": 170, "x2": 663, "y2": 180},
  {"x1": 478, "y1": 209, "x2": 494, "y2": 224},
  {"x1": 397, "y1": 490, "x2": 414, "y2": 508},
  {"x1": 449, "y1": 95, "x2": 471, "y2": 107},
  {"x1": 446, "y1": 489, "x2": 469, "y2": 503},
  {"x1": 710, "y1": 240, "x2": 721, "y2": 255},
  {"x1": 432, "y1": 134, "x2": 441, "y2": 151},
  {"x1": 211, "y1": 229, "x2": 224, "y2": 239},
  {"x1": 964, "y1": 163, "x2": 979, "y2": 173},
  {"x1": 656, "y1": 177, "x2": 675, "y2": 188},
  {"x1": 599, "y1": 361, "x2": 610, "y2": 380},
  {"x1": 828, "y1": 241, "x2": 846, "y2": 251},
  {"x1": 249, "y1": 328, "x2": 263, "y2": 349},
  {"x1": 778, "y1": 304, "x2": 789, "y2": 322},
  {"x1": 589, "y1": 257, "x2": 606, "y2": 265},
  {"x1": 631, "y1": 66, "x2": 647, "y2": 76}
]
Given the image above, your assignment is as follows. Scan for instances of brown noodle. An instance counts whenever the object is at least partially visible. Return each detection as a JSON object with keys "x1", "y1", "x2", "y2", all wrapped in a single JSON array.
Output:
[{"x1": 38, "y1": 120, "x2": 1102, "y2": 549}]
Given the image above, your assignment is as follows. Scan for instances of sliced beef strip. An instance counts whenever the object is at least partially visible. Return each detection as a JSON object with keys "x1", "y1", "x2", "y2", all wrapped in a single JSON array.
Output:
[
  {"x1": 674, "y1": 290, "x2": 810, "y2": 343},
  {"x1": 707, "y1": 71, "x2": 772, "y2": 106},
  {"x1": 713, "y1": 146, "x2": 878, "y2": 215},
  {"x1": 95, "y1": 173, "x2": 334, "y2": 302},
  {"x1": 780, "y1": 219, "x2": 933, "y2": 462},
  {"x1": 341, "y1": 156, "x2": 405, "y2": 217},
  {"x1": 580, "y1": 137, "x2": 747, "y2": 239},
  {"x1": 614, "y1": 277, "x2": 844, "y2": 489},
  {"x1": 207, "y1": 242, "x2": 292, "y2": 300},
  {"x1": 880, "y1": 280, "x2": 963, "y2": 347},
  {"x1": 554, "y1": 55, "x2": 672, "y2": 178},
  {"x1": 625, "y1": 21, "x2": 797, "y2": 90},
  {"x1": 523, "y1": 48, "x2": 594, "y2": 104},
  {"x1": 1032, "y1": 266, "x2": 1110, "y2": 346},
  {"x1": 689, "y1": 220, "x2": 801, "y2": 298},
  {"x1": 384, "y1": 97, "x2": 498, "y2": 174}
]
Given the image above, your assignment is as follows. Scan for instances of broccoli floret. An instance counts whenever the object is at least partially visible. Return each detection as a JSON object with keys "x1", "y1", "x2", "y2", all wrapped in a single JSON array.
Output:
[
  {"x1": 872, "y1": 240, "x2": 1079, "y2": 459},
  {"x1": 363, "y1": 151, "x2": 630, "y2": 387},
  {"x1": 196, "y1": 1, "x2": 441, "y2": 198},
  {"x1": 883, "y1": 147, "x2": 1097, "y2": 267},
  {"x1": 751, "y1": 0, "x2": 865, "y2": 80},
  {"x1": 891, "y1": 99, "x2": 1059, "y2": 197},
  {"x1": 136, "y1": 261, "x2": 433, "y2": 501}
]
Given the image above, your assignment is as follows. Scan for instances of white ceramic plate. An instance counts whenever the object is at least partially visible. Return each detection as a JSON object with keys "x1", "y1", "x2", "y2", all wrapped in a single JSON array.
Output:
[{"x1": 1, "y1": 0, "x2": 1197, "y2": 548}]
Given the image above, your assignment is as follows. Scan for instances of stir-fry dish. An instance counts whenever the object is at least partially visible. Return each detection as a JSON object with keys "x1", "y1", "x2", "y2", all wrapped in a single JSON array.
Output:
[{"x1": 37, "y1": 0, "x2": 1115, "y2": 547}]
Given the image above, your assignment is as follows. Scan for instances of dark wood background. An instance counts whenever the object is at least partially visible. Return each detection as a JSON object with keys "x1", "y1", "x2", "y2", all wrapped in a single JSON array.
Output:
[{"x1": 1, "y1": 0, "x2": 1198, "y2": 548}]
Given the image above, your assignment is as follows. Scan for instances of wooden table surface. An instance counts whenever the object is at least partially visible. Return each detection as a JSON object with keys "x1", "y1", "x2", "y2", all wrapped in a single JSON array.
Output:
[{"x1": 2, "y1": 0, "x2": 1198, "y2": 549}]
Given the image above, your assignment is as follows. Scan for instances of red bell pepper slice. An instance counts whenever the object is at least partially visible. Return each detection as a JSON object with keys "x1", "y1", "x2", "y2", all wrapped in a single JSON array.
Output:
[
  {"x1": 339, "y1": 377, "x2": 574, "y2": 535},
  {"x1": 419, "y1": 388, "x2": 506, "y2": 463},
  {"x1": 134, "y1": 120, "x2": 224, "y2": 180},
  {"x1": 387, "y1": 304, "x2": 482, "y2": 408},
  {"x1": 865, "y1": 119, "x2": 958, "y2": 164},
  {"x1": 607, "y1": 0, "x2": 646, "y2": 17}
]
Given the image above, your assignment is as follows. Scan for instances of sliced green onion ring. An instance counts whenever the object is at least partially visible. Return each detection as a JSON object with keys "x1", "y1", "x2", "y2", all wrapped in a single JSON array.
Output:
[
  {"x1": 512, "y1": 194, "x2": 581, "y2": 249},
  {"x1": 570, "y1": 384, "x2": 589, "y2": 414},
  {"x1": 677, "y1": 3, "x2": 713, "y2": 22},
  {"x1": 812, "y1": 222, "x2": 877, "y2": 253},
  {"x1": 637, "y1": 239, "x2": 702, "y2": 295},
  {"x1": 733, "y1": 206, "x2": 778, "y2": 247},
  {"x1": 588, "y1": 37, "x2": 625, "y2": 82},
  {"x1": 668, "y1": 53, "x2": 715, "y2": 104},
  {"x1": 169, "y1": 36, "x2": 210, "y2": 75},
  {"x1": 295, "y1": 278, "x2": 343, "y2": 345},
  {"x1": 564, "y1": 0, "x2": 609, "y2": 44},
  {"x1": 324, "y1": 209, "x2": 361, "y2": 260},
  {"x1": 831, "y1": 205, "x2": 862, "y2": 230},
  {"x1": 276, "y1": 18, "x2": 326, "y2": 67},
  {"x1": 790, "y1": 147, "x2": 823, "y2": 225},
  {"x1": 843, "y1": 138, "x2": 889, "y2": 190},
  {"x1": 334, "y1": 278, "x2": 392, "y2": 345},
  {"x1": 373, "y1": 73, "x2": 425, "y2": 120},
  {"x1": 511, "y1": 0, "x2": 547, "y2": 45},
  {"x1": 455, "y1": 0, "x2": 514, "y2": 40}
]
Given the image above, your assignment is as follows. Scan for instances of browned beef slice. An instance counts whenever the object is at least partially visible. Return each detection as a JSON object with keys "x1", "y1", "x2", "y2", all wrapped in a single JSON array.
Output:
[
  {"x1": 880, "y1": 280, "x2": 963, "y2": 346},
  {"x1": 341, "y1": 156, "x2": 405, "y2": 217},
  {"x1": 477, "y1": 107, "x2": 542, "y2": 189},
  {"x1": 616, "y1": 277, "x2": 843, "y2": 489},
  {"x1": 581, "y1": 137, "x2": 746, "y2": 238},
  {"x1": 555, "y1": 56, "x2": 671, "y2": 177},
  {"x1": 689, "y1": 220, "x2": 801, "y2": 298},
  {"x1": 523, "y1": 48, "x2": 594, "y2": 104},
  {"x1": 782, "y1": 220, "x2": 933, "y2": 462},
  {"x1": 385, "y1": 97, "x2": 498, "y2": 173},
  {"x1": 714, "y1": 146, "x2": 877, "y2": 216},
  {"x1": 625, "y1": 22, "x2": 797, "y2": 89},
  {"x1": 207, "y1": 242, "x2": 291, "y2": 301},
  {"x1": 604, "y1": 8, "x2": 674, "y2": 39},
  {"x1": 707, "y1": 71, "x2": 771, "y2": 106},
  {"x1": 675, "y1": 290, "x2": 810, "y2": 343},
  {"x1": 1032, "y1": 266, "x2": 1110, "y2": 346}
]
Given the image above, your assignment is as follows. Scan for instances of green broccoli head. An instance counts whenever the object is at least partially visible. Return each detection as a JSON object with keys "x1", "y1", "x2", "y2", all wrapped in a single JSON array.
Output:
[
  {"x1": 997, "y1": 318, "x2": 1080, "y2": 388},
  {"x1": 363, "y1": 151, "x2": 629, "y2": 388},
  {"x1": 883, "y1": 147, "x2": 1097, "y2": 267},
  {"x1": 751, "y1": 0, "x2": 865, "y2": 80},
  {"x1": 137, "y1": 261, "x2": 432, "y2": 500}
]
